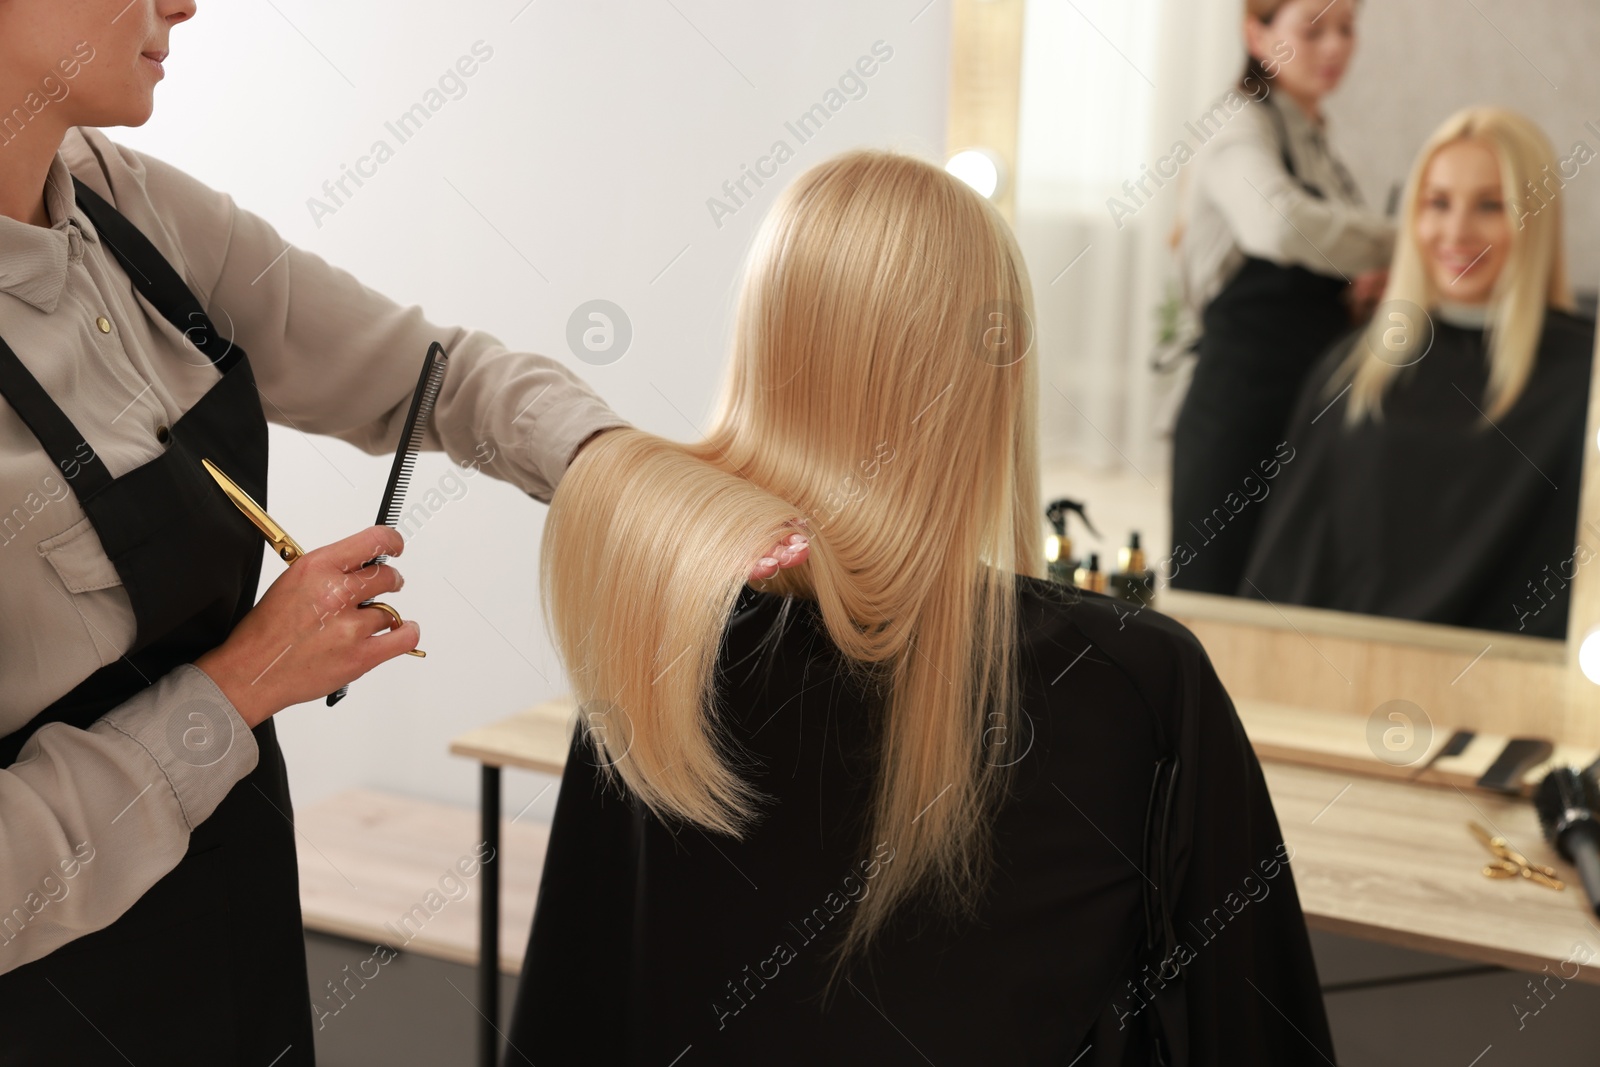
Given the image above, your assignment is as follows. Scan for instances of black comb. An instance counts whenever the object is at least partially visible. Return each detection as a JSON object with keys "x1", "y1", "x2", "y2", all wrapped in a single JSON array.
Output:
[{"x1": 327, "y1": 341, "x2": 451, "y2": 706}]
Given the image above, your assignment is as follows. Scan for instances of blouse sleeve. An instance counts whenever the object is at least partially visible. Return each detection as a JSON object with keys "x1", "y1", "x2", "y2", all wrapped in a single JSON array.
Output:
[
  {"x1": 1199, "y1": 108, "x2": 1394, "y2": 279},
  {"x1": 67, "y1": 128, "x2": 632, "y2": 504},
  {"x1": 0, "y1": 665, "x2": 258, "y2": 973}
]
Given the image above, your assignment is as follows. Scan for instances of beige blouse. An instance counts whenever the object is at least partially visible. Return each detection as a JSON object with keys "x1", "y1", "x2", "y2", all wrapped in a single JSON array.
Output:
[
  {"x1": 1178, "y1": 88, "x2": 1396, "y2": 311},
  {"x1": 0, "y1": 127, "x2": 630, "y2": 971}
]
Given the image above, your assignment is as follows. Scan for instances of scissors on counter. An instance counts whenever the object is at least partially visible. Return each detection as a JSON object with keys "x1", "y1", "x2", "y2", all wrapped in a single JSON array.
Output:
[{"x1": 1468, "y1": 821, "x2": 1563, "y2": 890}]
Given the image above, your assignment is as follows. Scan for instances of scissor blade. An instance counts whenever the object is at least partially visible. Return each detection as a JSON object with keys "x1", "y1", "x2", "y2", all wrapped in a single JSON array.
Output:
[
  {"x1": 202, "y1": 458, "x2": 300, "y2": 561},
  {"x1": 1467, "y1": 821, "x2": 1499, "y2": 854}
]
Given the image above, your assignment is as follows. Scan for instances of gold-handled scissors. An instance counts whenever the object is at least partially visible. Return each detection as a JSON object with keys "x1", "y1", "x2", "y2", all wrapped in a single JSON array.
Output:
[
  {"x1": 1467, "y1": 821, "x2": 1564, "y2": 890},
  {"x1": 202, "y1": 458, "x2": 424, "y2": 657}
]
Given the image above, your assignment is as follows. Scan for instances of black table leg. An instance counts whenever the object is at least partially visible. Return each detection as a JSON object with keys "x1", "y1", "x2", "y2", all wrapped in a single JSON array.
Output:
[{"x1": 479, "y1": 763, "x2": 502, "y2": 1067}]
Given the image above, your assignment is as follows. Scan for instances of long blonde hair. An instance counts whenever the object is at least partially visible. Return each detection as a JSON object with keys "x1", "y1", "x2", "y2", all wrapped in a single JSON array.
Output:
[
  {"x1": 541, "y1": 150, "x2": 1043, "y2": 973},
  {"x1": 1342, "y1": 106, "x2": 1573, "y2": 424}
]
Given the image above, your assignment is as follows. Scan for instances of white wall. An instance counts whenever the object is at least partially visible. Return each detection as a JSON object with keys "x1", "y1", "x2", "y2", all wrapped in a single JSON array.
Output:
[{"x1": 112, "y1": 0, "x2": 949, "y2": 820}]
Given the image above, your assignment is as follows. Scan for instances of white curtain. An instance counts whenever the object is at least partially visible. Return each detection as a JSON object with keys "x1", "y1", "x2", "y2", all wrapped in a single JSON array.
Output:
[{"x1": 1016, "y1": 0, "x2": 1245, "y2": 476}]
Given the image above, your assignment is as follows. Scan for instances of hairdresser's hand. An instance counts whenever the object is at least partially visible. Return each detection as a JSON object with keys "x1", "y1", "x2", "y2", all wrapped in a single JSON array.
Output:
[
  {"x1": 194, "y1": 526, "x2": 421, "y2": 728},
  {"x1": 1347, "y1": 268, "x2": 1388, "y2": 324},
  {"x1": 749, "y1": 523, "x2": 810, "y2": 581}
]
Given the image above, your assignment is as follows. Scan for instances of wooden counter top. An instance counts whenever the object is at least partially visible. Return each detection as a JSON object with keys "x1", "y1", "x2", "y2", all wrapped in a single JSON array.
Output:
[{"x1": 1265, "y1": 761, "x2": 1600, "y2": 983}]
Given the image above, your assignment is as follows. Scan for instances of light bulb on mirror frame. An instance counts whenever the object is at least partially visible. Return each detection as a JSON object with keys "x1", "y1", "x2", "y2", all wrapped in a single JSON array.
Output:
[
  {"x1": 1579, "y1": 628, "x2": 1600, "y2": 686},
  {"x1": 1560, "y1": 369, "x2": 1600, "y2": 683},
  {"x1": 945, "y1": 147, "x2": 1007, "y2": 201}
]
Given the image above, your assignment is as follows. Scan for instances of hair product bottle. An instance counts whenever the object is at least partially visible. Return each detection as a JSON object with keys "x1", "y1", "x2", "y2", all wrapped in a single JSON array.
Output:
[
  {"x1": 1045, "y1": 498, "x2": 1098, "y2": 585},
  {"x1": 1109, "y1": 531, "x2": 1157, "y2": 606}
]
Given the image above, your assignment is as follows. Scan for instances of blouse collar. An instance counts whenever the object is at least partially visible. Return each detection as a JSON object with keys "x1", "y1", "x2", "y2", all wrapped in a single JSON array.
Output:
[
  {"x1": 0, "y1": 150, "x2": 101, "y2": 315},
  {"x1": 1267, "y1": 88, "x2": 1325, "y2": 140}
]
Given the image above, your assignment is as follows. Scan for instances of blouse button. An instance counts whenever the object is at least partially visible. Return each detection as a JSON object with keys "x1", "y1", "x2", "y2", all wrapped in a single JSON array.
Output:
[
  {"x1": 156, "y1": 424, "x2": 171, "y2": 444},
  {"x1": 96, "y1": 316, "x2": 111, "y2": 334}
]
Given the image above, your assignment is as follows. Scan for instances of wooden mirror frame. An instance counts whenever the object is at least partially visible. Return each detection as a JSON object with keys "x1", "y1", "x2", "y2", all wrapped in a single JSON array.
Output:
[{"x1": 947, "y1": 0, "x2": 1600, "y2": 748}]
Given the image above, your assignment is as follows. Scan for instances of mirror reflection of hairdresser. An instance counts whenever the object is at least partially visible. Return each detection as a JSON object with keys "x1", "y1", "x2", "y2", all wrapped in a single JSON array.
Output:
[
  {"x1": 1241, "y1": 108, "x2": 1596, "y2": 638},
  {"x1": 1168, "y1": 0, "x2": 1395, "y2": 594},
  {"x1": 507, "y1": 151, "x2": 1336, "y2": 1066}
]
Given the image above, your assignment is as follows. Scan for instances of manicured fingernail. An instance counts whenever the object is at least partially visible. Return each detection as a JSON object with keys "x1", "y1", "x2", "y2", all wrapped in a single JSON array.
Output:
[
  {"x1": 787, "y1": 534, "x2": 808, "y2": 546},
  {"x1": 757, "y1": 557, "x2": 778, "y2": 569},
  {"x1": 396, "y1": 572, "x2": 405, "y2": 589}
]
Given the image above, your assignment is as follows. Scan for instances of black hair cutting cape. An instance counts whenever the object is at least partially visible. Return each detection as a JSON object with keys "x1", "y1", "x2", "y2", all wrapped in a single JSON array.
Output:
[
  {"x1": 1240, "y1": 309, "x2": 1595, "y2": 638},
  {"x1": 505, "y1": 577, "x2": 1333, "y2": 1066}
]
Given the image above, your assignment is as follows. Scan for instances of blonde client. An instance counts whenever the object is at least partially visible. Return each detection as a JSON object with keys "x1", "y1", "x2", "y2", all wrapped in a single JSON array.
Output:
[{"x1": 509, "y1": 151, "x2": 1333, "y2": 1066}]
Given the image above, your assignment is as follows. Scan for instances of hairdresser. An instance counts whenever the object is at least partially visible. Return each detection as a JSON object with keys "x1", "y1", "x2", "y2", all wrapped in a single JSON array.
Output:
[
  {"x1": 1169, "y1": 0, "x2": 1394, "y2": 594},
  {"x1": 0, "y1": 2, "x2": 805, "y2": 1063}
]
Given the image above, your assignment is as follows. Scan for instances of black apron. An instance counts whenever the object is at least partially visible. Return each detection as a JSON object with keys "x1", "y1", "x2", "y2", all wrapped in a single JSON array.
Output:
[
  {"x1": 0, "y1": 184, "x2": 314, "y2": 1065},
  {"x1": 1168, "y1": 100, "x2": 1359, "y2": 594}
]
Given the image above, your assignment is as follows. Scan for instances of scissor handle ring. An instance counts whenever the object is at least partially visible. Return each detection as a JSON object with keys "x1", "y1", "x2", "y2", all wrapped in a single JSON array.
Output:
[{"x1": 361, "y1": 600, "x2": 426, "y2": 657}]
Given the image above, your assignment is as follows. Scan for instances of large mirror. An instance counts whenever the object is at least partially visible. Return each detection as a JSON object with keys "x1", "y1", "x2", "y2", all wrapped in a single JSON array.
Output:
[{"x1": 1004, "y1": 0, "x2": 1600, "y2": 643}]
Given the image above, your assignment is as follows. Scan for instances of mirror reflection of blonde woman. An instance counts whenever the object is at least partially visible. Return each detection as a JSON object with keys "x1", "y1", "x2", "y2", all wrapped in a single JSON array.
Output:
[
  {"x1": 508, "y1": 151, "x2": 1335, "y2": 1066},
  {"x1": 1170, "y1": 0, "x2": 1394, "y2": 595},
  {"x1": 1243, "y1": 107, "x2": 1592, "y2": 637}
]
